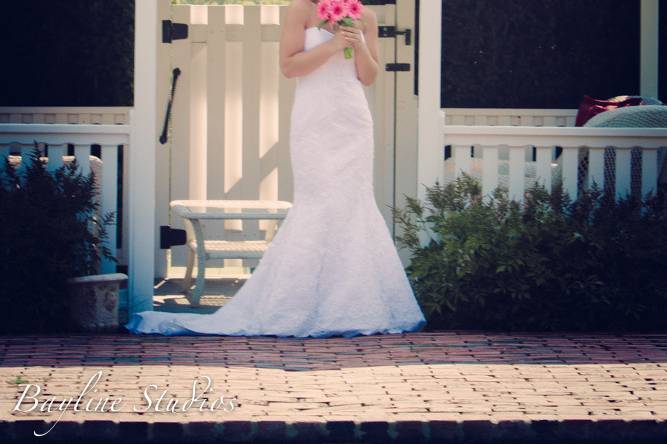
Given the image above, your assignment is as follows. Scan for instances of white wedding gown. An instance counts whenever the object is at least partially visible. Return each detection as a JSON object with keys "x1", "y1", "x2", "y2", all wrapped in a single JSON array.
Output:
[{"x1": 125, "y1": 27, "x2": 426, "y2": 338}]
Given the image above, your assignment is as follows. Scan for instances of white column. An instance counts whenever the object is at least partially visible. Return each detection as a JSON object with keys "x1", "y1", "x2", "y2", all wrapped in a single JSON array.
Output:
[
  {"x1": 417, "y1": 0, "x2": 443, "y2": 192},
  {"x1": 128, "y1": 0, "x2": 159, "y2": 314},
  {"x1": 417, "y1": 0, "x2": 443, "y2": 246},
  {"x1": 640, "y1": 0, "x2": 659, "y2": 97}
]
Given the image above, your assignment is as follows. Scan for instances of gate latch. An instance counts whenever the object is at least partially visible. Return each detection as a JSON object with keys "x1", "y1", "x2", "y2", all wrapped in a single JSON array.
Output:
[
  {"x1": 162, "y1": 20, "x2": 189, "y2": 44},
  {"x1": 160, "y1": 225, "x2": 187, "y2": 249},
  {"x1": 378, "y1": 26, "x2": 412, "y2": 46},
  {"x1": 385, "y1": 63, "x2": 411, "y2": 72}
]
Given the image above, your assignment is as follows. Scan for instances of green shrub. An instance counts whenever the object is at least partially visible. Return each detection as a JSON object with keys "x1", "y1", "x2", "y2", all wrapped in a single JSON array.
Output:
[
  {"x1": 392, "y1": 173, "x2": 667, "y2": 331},
  {"x1": 0, "y1": 147, "x2": 116, "y2": 334}
]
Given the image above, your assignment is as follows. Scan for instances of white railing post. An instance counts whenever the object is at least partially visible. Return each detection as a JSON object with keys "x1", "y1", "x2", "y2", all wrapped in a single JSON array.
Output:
[
  {"x1": 128, "y1": 0, "x2": 159, "y2": 314},
  {"x1": 417, "y1": 0, "x2": 442, "y2": 247}
]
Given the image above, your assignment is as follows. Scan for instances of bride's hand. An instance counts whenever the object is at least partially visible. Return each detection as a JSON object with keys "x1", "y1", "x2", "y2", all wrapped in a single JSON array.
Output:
[
  {"x1": 339, "y1": 25, "x2": 364, "y2": 49},
  {"x1": 329, "y1": 25, "x2": 364, "y2": 52}
]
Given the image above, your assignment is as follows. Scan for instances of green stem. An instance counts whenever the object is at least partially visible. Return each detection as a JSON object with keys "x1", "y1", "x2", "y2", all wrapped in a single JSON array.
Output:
[{"x1": 344, "y1": 47, "x2": 353, "y2": 59}]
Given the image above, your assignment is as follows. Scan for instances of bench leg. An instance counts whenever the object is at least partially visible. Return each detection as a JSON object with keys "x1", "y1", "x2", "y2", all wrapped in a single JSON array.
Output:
[
  {"x1": 185, "y1": 219, "x2": 206, "y2": 307},
  {"x1": 182, "y1": 249, "x2": 195, "y2": 293},
  {"x1": 188, "y1": 251, "x2": 205, "y2": 307}
]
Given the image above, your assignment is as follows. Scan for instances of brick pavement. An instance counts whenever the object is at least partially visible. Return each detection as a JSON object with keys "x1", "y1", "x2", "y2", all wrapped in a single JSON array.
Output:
[{"x1": 1, "y1": 332, "x2": 667, "y2": 442}]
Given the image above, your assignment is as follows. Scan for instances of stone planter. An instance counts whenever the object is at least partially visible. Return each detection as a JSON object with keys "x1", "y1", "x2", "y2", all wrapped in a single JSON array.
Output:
[{"x1": 66, "y1": 273, "x2": 128, "y2": 332}]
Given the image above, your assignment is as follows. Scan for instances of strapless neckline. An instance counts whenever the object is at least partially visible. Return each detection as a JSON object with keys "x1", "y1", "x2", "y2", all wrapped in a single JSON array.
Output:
[{"x1": 305, "y1": 26, "x2": 334, "y2": 35}]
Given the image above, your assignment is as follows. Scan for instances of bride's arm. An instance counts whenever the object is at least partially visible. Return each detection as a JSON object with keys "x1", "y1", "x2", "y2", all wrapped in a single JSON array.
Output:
[
  {"x1": 345, "y1": 9, "x2": 380, "y2": 86},
  {"x1": 280, "y1": 0, "x2": 347, "y2": 78}
]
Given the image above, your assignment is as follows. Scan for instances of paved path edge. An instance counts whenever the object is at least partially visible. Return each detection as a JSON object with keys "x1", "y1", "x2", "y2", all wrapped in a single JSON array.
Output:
[{"x1": 2, "y1": 418, "x2": 667, "y2": 443}]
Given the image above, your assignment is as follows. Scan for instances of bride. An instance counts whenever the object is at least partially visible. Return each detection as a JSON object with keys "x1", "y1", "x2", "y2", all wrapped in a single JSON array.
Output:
[{"x1": 124, "y1": 0, "x2": 426, "y2": 338}]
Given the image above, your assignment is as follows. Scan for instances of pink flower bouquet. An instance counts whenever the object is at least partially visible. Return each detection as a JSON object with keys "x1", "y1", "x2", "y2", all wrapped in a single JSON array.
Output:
[{"x1": 316, "y1": 0, "x2": 364, "y2": 59}]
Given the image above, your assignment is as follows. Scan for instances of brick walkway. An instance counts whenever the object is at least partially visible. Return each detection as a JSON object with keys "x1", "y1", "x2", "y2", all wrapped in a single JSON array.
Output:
[{"x1": 1, "y1": 332, "x2": 667, "y2": 442}]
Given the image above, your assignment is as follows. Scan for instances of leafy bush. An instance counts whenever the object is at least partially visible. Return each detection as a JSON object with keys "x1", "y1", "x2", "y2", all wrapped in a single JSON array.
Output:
[
  {"x1": 392, "y1": 173, "x2": 667, "y2": 331},
  {"x1": 0, "y1": 147, "x2": 116, "y2": 334}
]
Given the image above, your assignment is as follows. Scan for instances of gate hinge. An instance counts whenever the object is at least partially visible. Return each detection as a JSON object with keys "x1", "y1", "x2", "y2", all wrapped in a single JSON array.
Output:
[
  {"x1": 160, "y1": 225, "x2": 187, "y2": 249},
  {"x1": 378, "y1": 26, "x2": 412, "y2": 46},
  {"x1": 162, "y1": 20, "x2": 189, "y2": 44},
  {"x1": 385, "y1": 63, "x2": 411, "y2": 72}
]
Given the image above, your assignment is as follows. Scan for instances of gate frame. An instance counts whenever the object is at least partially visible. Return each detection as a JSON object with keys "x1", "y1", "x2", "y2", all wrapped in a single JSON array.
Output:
[{"x1": 128, "y1": 0, "x2": 443, "y2": 316}]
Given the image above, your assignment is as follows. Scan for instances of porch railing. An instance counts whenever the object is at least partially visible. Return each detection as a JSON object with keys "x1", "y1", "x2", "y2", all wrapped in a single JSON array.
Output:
[
  {"x1": 0, "y1": 120, "x2": 130, "y2": 274},
  {"x1": 442, "y1": 121, "x2": 667, "y2": 203},
  {"x1": 443, "y1": 108, "x2": 578, "y2": 127}
]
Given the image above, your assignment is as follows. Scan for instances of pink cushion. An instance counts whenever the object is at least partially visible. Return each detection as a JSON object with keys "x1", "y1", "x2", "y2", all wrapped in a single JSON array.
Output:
[{"x1": 575, "y1": 95, "x2": 643, "y2": 126}]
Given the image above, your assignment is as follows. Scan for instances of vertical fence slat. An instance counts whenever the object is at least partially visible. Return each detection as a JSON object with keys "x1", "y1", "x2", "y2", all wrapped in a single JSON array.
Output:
[
  {"x1": 207, "y1": 6, "x2": 227, "y2": 202},
  {"x1": 481, "y1": 145, "x2": 498, "y2": 199},
  {"x1": 74, "y1": 144, "x2": 91, "y2": 176},
  {"x1": 454, "y1": 144, "x2": 471, "y2": 178},
  {"x1": 277, "y1": 8, "x2": 295, "y2": 205},
  {"x1": 101, "y1": 144, "x2": 119, "y2": 274},
  {"x1": 615, "y1": 147, "x2": 632, "y2": 200},
  {"x1": 121, "y1": 143, "x2": 130, "y2": 269},
  {"x1": 16, "y1": 145, "x2": 29, "y2": 176},
  {"x1": 241, "y1": 6, "x2": 262, "y2": 241},
  {"x1": 535, "y1": 145, "x2": 552, "y2": 192},
  {"x1": 561, "y1": 146, "x2": 579, "y2": 202},
  {"x1": 223, "y1": 10, "x2": 244, "y2": 233},
  {"x1": 170, "y1": 5, "x2": 193, "y2": 268},
  {"x1": 47, "y1": 144, "x2": 66, "y2": 173},
  {"x1": 203, "y1": 5, "x2": 228, "y2": 266},
  {"x1": 258, "y1": 13, "x2": 280, "y2": 234},
  {"x1": 190, "y1": 9, "x2": 208, "y2": 202},
  {"x1": 508, "y1": 145, "x2": 525, "y2": 202},
  {"x1": 277, "y1": 74, "x2": 295, "y2": 204},
  {"x1": 641, "y1": 147, "x2": 659, "y2": 198}
]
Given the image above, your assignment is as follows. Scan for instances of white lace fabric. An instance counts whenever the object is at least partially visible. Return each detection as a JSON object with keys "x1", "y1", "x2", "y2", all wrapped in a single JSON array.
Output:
[{"x1": 125, "y1": 27, "x2": 426, "y2": 338}]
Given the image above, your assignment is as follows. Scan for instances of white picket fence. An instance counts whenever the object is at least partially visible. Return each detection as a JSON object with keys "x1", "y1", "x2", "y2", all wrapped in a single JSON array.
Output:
[
  {"x1": 441, "y1": 108, "x2": 667, "y2": 203},
  {"x1": 0, "y1": 107, "x2": 131, "y2": 274}
]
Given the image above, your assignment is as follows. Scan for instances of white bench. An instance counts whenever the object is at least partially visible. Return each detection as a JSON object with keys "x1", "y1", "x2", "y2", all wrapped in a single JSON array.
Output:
[{"x1": 170, "y1": 200, "x2": 292, "y2": 306}]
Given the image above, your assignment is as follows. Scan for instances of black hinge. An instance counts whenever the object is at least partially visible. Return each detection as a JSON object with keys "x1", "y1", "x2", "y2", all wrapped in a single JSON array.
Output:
[
  {"x1": 378, "y1": 26, "x2": 412, "y2": 46},
  {"x1": 160, "y1": 225, "x2": 187, "y2": 249},
  {"x1": 162, "y1": 20, "x2": 189, "y2": 44},
  {"x1": 385, "y1": 63, "x2": 411, "y2": 72}
]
